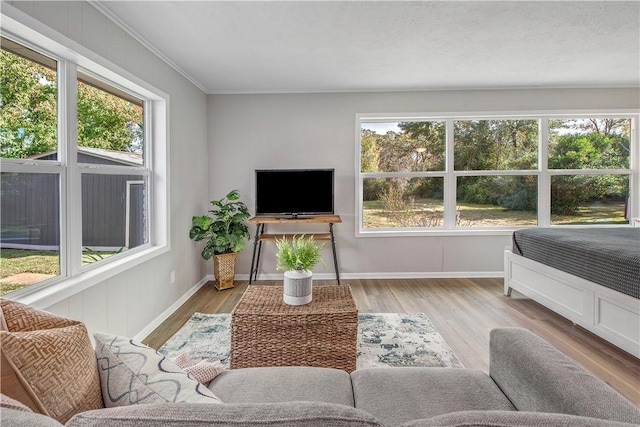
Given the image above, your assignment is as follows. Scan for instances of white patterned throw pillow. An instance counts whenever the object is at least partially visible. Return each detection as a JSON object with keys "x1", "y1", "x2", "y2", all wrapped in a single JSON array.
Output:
[{"x1": 94, "y1": 333, "x2": 222, "y2": 407}]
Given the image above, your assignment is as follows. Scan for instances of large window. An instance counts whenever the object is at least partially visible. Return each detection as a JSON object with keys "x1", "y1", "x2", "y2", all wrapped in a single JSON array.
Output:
[
  {"x1": 358, "y1": 115, "x2": 636, "y2": 234},
  {"x1": 1, "y1": 35, "x2": 164, "y2": 297}
]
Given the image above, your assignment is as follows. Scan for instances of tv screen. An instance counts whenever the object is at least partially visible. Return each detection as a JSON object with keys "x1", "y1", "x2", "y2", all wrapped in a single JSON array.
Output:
[{"x1": 255, "y1": 169, "x2": 334, "y2": 217}]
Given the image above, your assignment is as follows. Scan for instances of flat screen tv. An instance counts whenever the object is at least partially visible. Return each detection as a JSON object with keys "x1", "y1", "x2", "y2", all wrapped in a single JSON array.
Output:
[{"x1": 255, "y1": 169, "x2": 334, "y2": 217}]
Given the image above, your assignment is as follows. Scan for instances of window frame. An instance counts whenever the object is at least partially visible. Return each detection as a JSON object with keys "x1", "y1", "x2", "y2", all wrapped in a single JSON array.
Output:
[
  {"x1": 356, "y1": 112, "x2": 638, "y2": 237},
  {"x1": 1, "y1": 10, "x2": 169, "y2": 306},
  {"x1": 74, "y1": 68, "x2": 151, "y2": 273}
]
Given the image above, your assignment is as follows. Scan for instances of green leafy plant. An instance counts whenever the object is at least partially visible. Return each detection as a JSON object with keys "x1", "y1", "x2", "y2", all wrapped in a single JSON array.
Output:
[
  {"x1": 82, "y1": 247, "x2": 124, "y2": 264},
  {"x1": 276, "y1": 235, "x2": 325, "y2": 272},
  {"x1": 189, "y1": 190, "x2": 250, "y2": 259}
]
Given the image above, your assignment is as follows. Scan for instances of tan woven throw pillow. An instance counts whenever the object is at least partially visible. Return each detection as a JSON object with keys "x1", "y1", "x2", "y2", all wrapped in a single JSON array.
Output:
[{"x1": 0, "y1": 299, "x2": 104, "y2": 423}]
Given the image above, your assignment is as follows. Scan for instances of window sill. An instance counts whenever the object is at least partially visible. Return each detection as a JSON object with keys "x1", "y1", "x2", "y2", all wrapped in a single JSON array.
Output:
[
  {"x1": 356, "y1": 228, "x2": 517, "y2": 238},
  {"x1": 14, "y1": 244, "x2": 169, "y2": 309},
  {"x1": 356, "y1": 223, "x2": 633, "y2": 238}
]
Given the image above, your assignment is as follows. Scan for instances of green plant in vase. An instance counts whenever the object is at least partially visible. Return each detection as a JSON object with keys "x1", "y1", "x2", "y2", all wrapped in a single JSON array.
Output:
[
  {"x1": 276, "y1": 235, "x2": 325, "y2": 305},
  {"x1": 189, "y1": 189, "x2": 250, "y2": 290}
]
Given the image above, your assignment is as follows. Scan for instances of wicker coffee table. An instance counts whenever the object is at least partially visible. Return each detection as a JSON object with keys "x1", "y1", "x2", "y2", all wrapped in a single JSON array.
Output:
[{"x1": 230, "y1": 285, "x2": 358, "y2": 372}]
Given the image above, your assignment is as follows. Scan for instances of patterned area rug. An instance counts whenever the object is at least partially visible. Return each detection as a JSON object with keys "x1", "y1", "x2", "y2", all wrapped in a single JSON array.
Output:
[{"x1": 159, "y1": 312, "x2": 463, "y2": 369}]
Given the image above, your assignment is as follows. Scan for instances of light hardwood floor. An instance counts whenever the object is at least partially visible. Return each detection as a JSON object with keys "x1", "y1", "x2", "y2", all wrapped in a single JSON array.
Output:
[{"x1": 143, "y1": 278, "x2": 640, "y2": 405}]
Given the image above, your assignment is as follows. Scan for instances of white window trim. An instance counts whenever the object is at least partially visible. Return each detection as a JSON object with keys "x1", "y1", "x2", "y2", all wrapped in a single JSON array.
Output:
[
  {"x1": 356, "y1": 111, "x2": 639, "y2": 237},
  {"x1": 1, "y1": 6, "x2": 170, "y2": 308}
]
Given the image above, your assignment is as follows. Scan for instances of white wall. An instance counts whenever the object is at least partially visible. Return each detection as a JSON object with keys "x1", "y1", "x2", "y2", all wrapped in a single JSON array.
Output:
[
  {"x1": 4, "y1": 1, "x2": 210, "y2": 338},
  {"x1": 208, "y1": 88, "x2": 640, "y2": 279}
]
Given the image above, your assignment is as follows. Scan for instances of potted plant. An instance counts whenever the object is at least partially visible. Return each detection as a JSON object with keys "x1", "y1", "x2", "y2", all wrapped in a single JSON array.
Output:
[
  {"x1": 276, "y1": 235, "x2": 325, "y2": 305},
  {"x1": 189, "y1": 189, "x2": 250, "y2": 290}
]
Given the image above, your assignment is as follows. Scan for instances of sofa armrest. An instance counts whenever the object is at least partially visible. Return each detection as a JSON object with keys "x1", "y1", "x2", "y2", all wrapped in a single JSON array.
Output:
[
  {"x1": 489, "y1": 328, "x2": 640, "y2": 424},
  {"x1": 65, "y1": 401, "x2": 384, "y2": 427}
]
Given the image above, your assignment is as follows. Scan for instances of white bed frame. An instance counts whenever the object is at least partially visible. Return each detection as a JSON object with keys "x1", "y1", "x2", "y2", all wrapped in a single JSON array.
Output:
[{"x1": 504, "y1": 247, "x2": 640, "y2": 358}]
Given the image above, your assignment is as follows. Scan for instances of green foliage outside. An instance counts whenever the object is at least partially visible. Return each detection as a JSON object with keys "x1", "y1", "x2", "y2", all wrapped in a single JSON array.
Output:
[
  {"x1": 0, "y1": 50, "x2": 57, "y2": 158},
  {"x1": 361, "y1": 118, "x2": 630, "y2": 222},
  {"x1": 82, "y1": 247, "x2": 124, "y2": 264},
  {"x1": 189, "y1": 190, "x2": 250, "y2": 259},
  {"x1": 76, "y1": 82, "x2": 143, "y2": 153},
  {"x1": 276, "y1": 235, "x2": 325, "y2": 272},
  {"x1": 1, "y1": 48, "x2": 143, "y2": 159},
  {"x1": 548, "y1": 128, "x2": 630, "y2": 215}
]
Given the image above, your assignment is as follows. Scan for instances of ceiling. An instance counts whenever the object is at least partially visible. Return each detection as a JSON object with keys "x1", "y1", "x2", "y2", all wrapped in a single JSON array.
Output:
[{"x1": 93, "y1": 1, "x2": 640, "y2": 94}]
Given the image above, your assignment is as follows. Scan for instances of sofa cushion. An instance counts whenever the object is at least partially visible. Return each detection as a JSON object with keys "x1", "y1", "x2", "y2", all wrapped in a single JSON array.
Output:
[
  {"x1": 209, "y1": 366, "x2": 355, "y2": 407},
  {"x1": 351, "y1": 368, "x2": 515, "y2": 426},
  {"x1": 66, "y1": 401, "x2": 384, "y2": 427},
  {"x1": 398, "y1": 410, "x2": 640, "y2": 427},
  {"x1": 489, "y1": 328, "x2": 640, "y2": 424},
  {"x1": 94, "y1": 332, "x2": 222, "y2": 407},
  {"x1": 0, "y1": 299, "x2": 104, "y2": 423},
  {"x1": 1, "y1": 407, "x2": 64, "y2": 427}
]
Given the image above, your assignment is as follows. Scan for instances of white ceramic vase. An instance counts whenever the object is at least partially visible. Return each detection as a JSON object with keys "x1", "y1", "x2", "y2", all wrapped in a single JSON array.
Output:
[{"x1": 283, "y1": 269, "x2": 313, "y2": 305}]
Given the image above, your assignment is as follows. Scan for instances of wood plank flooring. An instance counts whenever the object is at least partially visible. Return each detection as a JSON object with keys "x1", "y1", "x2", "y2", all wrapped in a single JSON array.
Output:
[{"x1": 143, "y1": 278, "x2": 640, "y2": 405}]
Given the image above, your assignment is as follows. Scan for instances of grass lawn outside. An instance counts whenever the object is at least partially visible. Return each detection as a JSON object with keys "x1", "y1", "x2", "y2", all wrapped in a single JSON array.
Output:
[
  {"x1": 363, "y1": 199, "x2": 627, "y2": 228},
  {"x1": 0, "y1": 248, "x2": 120, "y2": 296},
  {"x1": 0, "y1": 249, "x2": 59, "y2": 296},
  {"x1": 551, "y1": 201, "x2": 628, "y2": 225},
  {"x1": 363, "y1": 198, "x2": 445, "y2": 228},
  {"x1": 1, "y1": 249, "x2": 60, "y2": 278}
]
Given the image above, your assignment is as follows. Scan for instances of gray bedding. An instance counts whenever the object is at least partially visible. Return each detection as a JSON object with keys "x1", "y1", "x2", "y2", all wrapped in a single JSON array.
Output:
[{"x1": 513, "y1": 228, "x2": 640, "y2": 299}]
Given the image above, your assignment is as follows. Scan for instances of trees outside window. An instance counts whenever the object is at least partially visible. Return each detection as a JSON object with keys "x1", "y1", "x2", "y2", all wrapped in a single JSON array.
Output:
[
  {"x1": 0, "y1": 41, "x2": 57, "y2": 159},
  {"x1": 548, "y1": 119, "x2": 631, "y2": 223},
  {"x1": 76, "y1": 77, "x2": 143, "y2": 156},
  {"x1": 358, "y1": 116, "x2": 634, "y2": 233},
  {"x1": 1, "y1": 47, "x2": 144, "y2": 159}
]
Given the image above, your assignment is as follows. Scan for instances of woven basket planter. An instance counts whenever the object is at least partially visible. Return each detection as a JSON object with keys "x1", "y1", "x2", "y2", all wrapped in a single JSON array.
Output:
[{"x1": 213, "y1": 252, "x2": 237, "y2": 290}]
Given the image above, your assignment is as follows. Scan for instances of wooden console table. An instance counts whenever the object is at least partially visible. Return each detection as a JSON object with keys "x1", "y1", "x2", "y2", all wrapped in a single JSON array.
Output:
[{"x1": 247, "y1": 215, "x2": 342, "y2": 284}]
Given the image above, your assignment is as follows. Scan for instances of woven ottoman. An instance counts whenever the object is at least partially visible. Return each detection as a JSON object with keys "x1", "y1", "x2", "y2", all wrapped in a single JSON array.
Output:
[{"x1": 230, "y1": 285, "x2": 358, "y2": 372}]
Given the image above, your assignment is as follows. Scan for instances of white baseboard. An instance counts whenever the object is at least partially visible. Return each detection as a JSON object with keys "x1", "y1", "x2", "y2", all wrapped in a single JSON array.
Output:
[
  {"x1": 236, "y1": 271, "x2": 503, "y2": 281},
  {"x1": 133, "y1": 274, "x2": 213, "y2": 342},
  {"x1": 340, "y1": 271, "x2": 503, "y2": 279}
]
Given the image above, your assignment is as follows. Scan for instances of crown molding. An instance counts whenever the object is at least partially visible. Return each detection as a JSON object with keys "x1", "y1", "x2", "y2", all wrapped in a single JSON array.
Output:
[{"x1": 88, "y1": 0, "x2": 209, "y2": 94}]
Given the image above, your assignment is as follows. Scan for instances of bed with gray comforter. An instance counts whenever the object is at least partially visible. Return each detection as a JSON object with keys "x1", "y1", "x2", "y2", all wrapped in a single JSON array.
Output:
[{"x1": 512, "y1": 227, "x2": 640, "y2": 299}]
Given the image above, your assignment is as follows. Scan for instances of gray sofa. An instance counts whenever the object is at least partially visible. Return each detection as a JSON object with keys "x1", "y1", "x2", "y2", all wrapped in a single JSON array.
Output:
[{"x1": 5, "y1": 328, "x2": 640, "y2": 427}]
